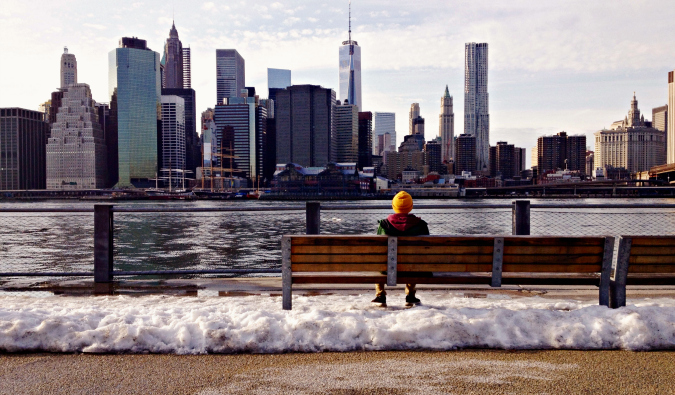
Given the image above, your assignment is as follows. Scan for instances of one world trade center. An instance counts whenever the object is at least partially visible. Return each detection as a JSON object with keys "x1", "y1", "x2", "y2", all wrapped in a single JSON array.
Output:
[{"x1": 339, "y1": 1, "x2": 362, "y2": 111}]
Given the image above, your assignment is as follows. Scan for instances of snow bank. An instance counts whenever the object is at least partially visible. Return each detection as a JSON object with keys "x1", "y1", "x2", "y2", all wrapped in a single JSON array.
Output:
[{"x1": 1, "y1": 293, "x2": 675, "y2": 353}]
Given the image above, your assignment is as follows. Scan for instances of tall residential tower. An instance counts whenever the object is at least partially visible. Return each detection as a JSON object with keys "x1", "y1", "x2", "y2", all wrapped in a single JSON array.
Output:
[
  {"x1": 339, "y1": 1, "x2": 362, "y2": 111},
  {"x1": 464, "y1": 42, "x2": 489, "y2": 173}
]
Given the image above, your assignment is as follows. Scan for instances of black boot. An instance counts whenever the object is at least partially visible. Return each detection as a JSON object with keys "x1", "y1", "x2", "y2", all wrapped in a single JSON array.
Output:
[
  {"x1": 405, "y1": 294, "x2": 421, "y2": 307},
  {"x1": 371, "y1": 294, "x2": 387, "y2": 307}
]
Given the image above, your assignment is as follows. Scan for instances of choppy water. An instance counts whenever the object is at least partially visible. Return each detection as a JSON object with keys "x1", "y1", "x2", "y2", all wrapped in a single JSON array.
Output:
[{"x1": 1, "y1": 198, "x2": 675, "y2": 274}]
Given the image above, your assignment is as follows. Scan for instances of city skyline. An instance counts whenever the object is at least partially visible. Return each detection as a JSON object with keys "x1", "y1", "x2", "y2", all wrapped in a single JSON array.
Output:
[{"x1": 1, "y1": 0, "x2": 675, "y2": 168}]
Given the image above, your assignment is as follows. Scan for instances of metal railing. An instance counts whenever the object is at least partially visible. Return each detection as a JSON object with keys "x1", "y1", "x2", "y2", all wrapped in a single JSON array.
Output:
[{"x1": 1, "y1": 200, "x2": 675, "y2": 282}]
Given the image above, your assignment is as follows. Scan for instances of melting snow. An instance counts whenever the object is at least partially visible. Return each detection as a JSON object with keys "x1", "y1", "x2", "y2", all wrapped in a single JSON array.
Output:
[{"x1": 1, "y1": 293, "x2": 674, "y2": 353}]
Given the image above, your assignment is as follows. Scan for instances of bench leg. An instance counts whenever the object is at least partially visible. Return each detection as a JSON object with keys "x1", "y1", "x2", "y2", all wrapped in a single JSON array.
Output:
[
  {"x1": 598, "y1": 237, "x2": 614, "y2": 307},
  {"x1": 282, "y1": 236, "x2": 292, "y2": 310},
  {"x1": 610, "y1": 237, "x2": 631, "y2": 308}
]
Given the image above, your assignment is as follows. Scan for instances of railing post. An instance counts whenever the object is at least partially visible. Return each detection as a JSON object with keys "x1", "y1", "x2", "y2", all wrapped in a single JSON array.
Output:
[
  {"x1": 512, "y1": 200, "x2": 530, "y2": 235},
  {"x1": 94, "y1": 204, "x2": 114, "y2": 283},
  {"x1": 306, "y1": 201, "x2": 320, "y2": 235}
]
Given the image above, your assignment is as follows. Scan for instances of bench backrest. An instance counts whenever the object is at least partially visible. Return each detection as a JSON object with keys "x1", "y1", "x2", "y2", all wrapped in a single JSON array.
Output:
[
  {"x1": 618, "y1": 236, "x2": 675, "y2": 274},
  {"x1": 288, "y1": 236, "x2": 388, "y2": 273},
  {"x1": 501, "y1": 236, "x2": 606, "y2": 273}
]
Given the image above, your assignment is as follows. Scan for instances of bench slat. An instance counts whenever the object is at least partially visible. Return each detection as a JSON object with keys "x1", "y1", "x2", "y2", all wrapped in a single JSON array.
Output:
[
  {"x1": 398, "y1": 263, "x2": 492, "y2": 272},
  {"x1": 292, "y1": 245, "x2": 388, "y2": 254},
  {"x1": 397, "y1": 237, "x2": 494, "y2": 246},
  {"x1": 503, "y1": 246, "x2": 604, "y2": 255},
  {"x1": 291, "y1": 254, "x2": 387, "y2": 263},
  {"x1": 398, "y1": 255, "x2": 493, "y2": 264},
  {"x1": 630, "y1": 246, "x2": 675, "y2": 255},
  {"x1": 398, "y1": 246, "x2": 494, "y2": 255},
  {"x1": 291, "y1": 263, "x2": 387, "y2": 272},
  {"x1": 628, "y1": 264, "x2": 675, "y2": 273},
  {"x1": 629, "y1": 256, "x2": 675, "y2": 265},
  {"x1": 292, "y1": 275, "x2": 387, "y2": 284},
  {"x1": 503, "y1": 254, "x2": 602, "y2": 264},
  {"x1": 629, "y1": 237, "x2": 675, "y2": 246},
  {"x1": 503, "y1": 237, "x2": 605, "y2": 246},
  {"x1": 291, "y1": 236, "x2": 387, "y2": 246},
  {"x1": 502, "y1": 264, "x2": 602, "y2": 273}
]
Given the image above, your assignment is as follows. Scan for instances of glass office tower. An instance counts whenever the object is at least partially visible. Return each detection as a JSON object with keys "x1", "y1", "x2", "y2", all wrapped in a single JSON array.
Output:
[
  {"x1": 109, "y1": 37, "x2": 161, "y2": 188},
  {"x1": 339, "y1": 3, "x2": 362, "y2": 111},
  {"x1": 216, "y1": 49, "x2": 245, "y2": 104}
]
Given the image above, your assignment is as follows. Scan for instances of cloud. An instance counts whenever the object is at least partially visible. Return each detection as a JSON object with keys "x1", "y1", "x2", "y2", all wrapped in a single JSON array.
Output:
[
  {"x1": 283, "y1": 17, "x2": 301, "y2": 26},
  {"x1": 202, "y1": 2, "x2": 216, "y2": 11},
  {"x1": 83, "y1": 23, "x2": 107, "y2": 30}
]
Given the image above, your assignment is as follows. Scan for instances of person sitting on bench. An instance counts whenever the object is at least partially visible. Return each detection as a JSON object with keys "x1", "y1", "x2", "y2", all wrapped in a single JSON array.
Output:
[{"x1": 373, "y1": 191, "x2": 430, "y2": 307}]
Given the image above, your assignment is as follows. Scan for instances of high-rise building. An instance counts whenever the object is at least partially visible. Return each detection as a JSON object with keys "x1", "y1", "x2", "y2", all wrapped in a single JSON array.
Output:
[
  {"x1": 267, "y1": 68, "x2": 290, "y2": 125},
  {"x1": 216, "y1": 49, "x2": 245, "y2": 104},
  {"x1": 0, "y1": 108, "x2": 49, "y2": 190},
  {"x1": 162, "y1": 22, "x2": 183, "y2": 89},
  {"x1": 669, "y1": 71, "x2": 675, "y2": 163},
  {"x1": 409, "y1": 103, "x2": 420, "y2": 135},
  {"x1": 182, "y1": 47, "x2": 191, "y2": 89},
  {"x1": 162, "y1": 88, "x2": 198, "y2": 178},
  {"x1": 160, "y1": 95, "x2": 186, "y2": 187},
  {"x1": 412, "y1": 116, "x2": 425, "y2": 138},
  {"x1": 109, "y1": 37, "x2": 161, "y2": 188},
  {"x1": 47, "y1": 84, "x2": 107, "y2": 189},
  {"x1": 489, "y1": 141, "x2": 515, "y2": 179},
  {"x1": 334, "y1": 102, "x2": 358, "y2": 163},
  {"x1": 275, "y1": 85, "x2": 336, "y2": 167},
  {"x1": 594, "y1": 94, "x2": 665, "y2": 173},
  {"x1": 425, "y1": 140, "x2": 442, "y2": 174},
  {"x1": 537, "y1": 132, "x2": 586, "y2": 174},
  {"x1": 454, "y1": 134, "x2": 476, "y2": 175},
  {"x1": 514, "y1": 147, "x2": 526, "y2": 176},
  {"x1": 585, "y1": 151, "x2": 594, "y2": 176},
  {"x1": 373, "y1": 112, "x2": 395, "y2": 155},
  {"x1": 464, "y1": 42, "x2": 489, "y2": 173},
  {"x1": 378, "y1": 133, "x2": 392, "y2": 157},
  {"x1": 214, "y1": 93, "x2": 267, "y2": 181},
  {"x1": 652, "y1": 105, "x2": 668, "y2": 133},
  {"x1": 358, "y1": 111, "x2": 373, "y2": 170},
  {"x1": 439, "y1": 85, "x2": 454, "y2": 163},
  {"x1": 338, "y1": 2, "x2": 361, "y2": 110},
  {"x1": 95, "y1": 102, "x2": 118, "y2": 187},
  {"x1": 60, "y1": 47, "x2": 77, "y2": 88}
]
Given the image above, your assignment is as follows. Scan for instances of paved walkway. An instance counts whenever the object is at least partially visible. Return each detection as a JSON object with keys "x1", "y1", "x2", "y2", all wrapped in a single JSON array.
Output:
[{"x1": 2, "y1": 350, "x2": 675, "y2": 394}]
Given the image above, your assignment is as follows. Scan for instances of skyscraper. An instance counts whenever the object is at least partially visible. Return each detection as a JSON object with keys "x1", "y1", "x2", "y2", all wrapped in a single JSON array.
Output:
[
  {"x1": 47, "y1": 84, "x2": 107, "y2": 189},
  {"x1": 455, "y1": 134, "x2": 476, "y2": 175},
  {"x1": 653, "y1": 105, "x2": 668, "y2": 134},
  {"x1": 160, "y1": 95, "x2": 186, "y2": 187},
  {"x1": 464, "y1": 42, "x2": 489, "y2": 173},
  {"x1": 216, "y1": 49, "x2": 245, "y2": 104},
  {"x1": 182, "y1": 47, "x2": 191, "y2": 89},
  {"x1": 334, "y1": 101, "x2": 359, "y2": 163},
  {"x1": 0, "y1": 108, "x2": 49, "y2": 190},
  {"x1": 275, "y1": 85, "x2": 336, "y2": 167},
  {"x1": 267, "y1": 68, "x2": 291, "y2": 118},
  {"x1": 214, "y1": 94, "x2": 267, "y2": 181},
  {"x1": 669, "y1": 70, "x2": 675, "y2": 164},
  {"x1": 358, "y1": 111, "x2": 373, "y2": 169},
  {"x1": 162, "y1": 22, "x2": 183, "y2": 89},
  {"x1": 373, "y1": 112, "x2": 395, "y2": 155},
  {"x1": 409, "y1": 103, "x2": 420, "y2": 135},
  {"x1": 537, "y1": 132, "x2": 586, "y2": 173},
  {"x1": 439, "y1": 85, "x2": 454, "y2": 163},
  {"x1": 109, "y1": 37, "x2": 161, "y2": 188},
  {"x1": 60, "y1": 47, "x2": 77, "y2": 88},
  {"x1": 339, "y1": 1, "x2": 362, "y2": 110}
]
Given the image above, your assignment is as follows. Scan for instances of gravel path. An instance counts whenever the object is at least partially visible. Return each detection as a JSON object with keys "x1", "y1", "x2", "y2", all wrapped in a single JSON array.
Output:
[{"x1": 1, "y1": 350, "x2": 674, "y2": 394}]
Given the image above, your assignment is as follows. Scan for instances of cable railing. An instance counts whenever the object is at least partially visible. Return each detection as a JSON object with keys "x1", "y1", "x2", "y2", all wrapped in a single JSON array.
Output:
[{"x1": 1, "y1": 201, "x2": 674, "y2": 281}]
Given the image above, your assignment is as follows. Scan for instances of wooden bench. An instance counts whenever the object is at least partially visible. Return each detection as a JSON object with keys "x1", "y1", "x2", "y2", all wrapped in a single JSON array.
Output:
[
  {"x1": 281, "y1": 235, "x2": 615, "y2": 310},
  {"x1": 610, "y1": 236, "x2": 675, "y2": 308}
]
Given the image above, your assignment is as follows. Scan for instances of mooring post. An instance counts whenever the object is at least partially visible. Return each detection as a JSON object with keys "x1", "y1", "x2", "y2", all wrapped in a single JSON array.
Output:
[
  {"x1": 94, "y1": 204, "x2": 114, "y2": 283},
  {"x1": 306, "y1": 201, "x2": 320, "y2": 235},
  {"x1": 512, "y1": 200, "x2": 531, "y2": 235}
]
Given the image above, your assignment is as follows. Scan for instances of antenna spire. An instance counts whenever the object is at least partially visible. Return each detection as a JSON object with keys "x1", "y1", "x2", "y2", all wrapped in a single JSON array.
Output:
[{"x1": 348, "y1": 0, "x2": 351, "y2": 43}]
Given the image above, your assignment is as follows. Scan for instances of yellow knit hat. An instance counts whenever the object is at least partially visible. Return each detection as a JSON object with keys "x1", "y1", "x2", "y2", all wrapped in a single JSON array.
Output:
[{"x1": 392, "y1": 191, "x2": 413, "y2": 214}]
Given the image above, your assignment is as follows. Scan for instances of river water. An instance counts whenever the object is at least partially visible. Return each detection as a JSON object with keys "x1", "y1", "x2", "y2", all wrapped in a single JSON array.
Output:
[{"x1": 1, "y1": 198, "x2": 675, "y2": 275}]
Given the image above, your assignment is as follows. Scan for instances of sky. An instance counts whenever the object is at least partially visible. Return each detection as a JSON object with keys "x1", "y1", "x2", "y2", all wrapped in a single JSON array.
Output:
[{"x1": 1, "y1": 0, "x2": 674, "y2": 167}]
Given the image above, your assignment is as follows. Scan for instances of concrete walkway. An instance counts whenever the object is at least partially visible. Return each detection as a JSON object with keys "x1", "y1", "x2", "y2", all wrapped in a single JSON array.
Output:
[{"x1": 1, "y1": 350, "x2": 675, "y2": 394}]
